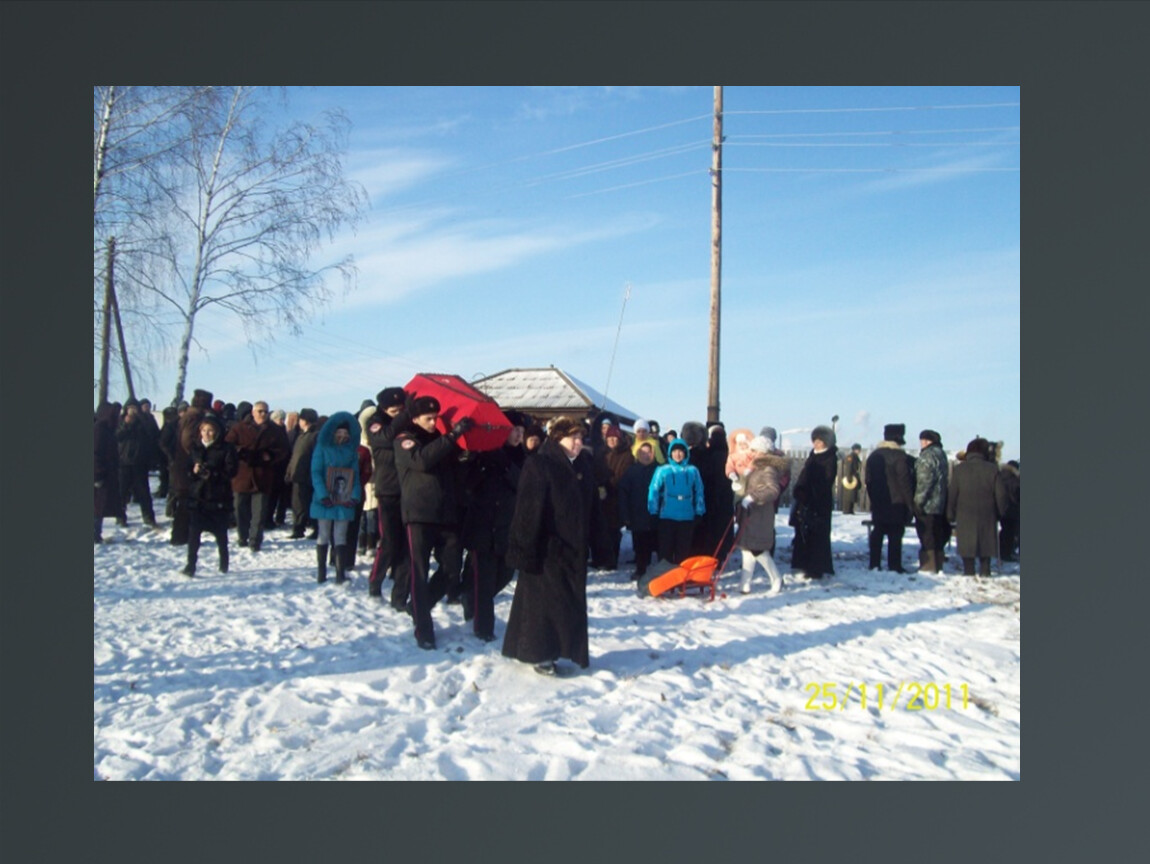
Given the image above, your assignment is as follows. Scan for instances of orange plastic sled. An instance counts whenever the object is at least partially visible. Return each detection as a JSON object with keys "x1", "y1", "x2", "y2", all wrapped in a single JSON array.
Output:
[{"x1": 642, "y1": 555, "x2": 722, "y2": 600}]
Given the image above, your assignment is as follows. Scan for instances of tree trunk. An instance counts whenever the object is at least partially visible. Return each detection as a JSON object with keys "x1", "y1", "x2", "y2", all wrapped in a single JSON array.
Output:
[{"x1": 98, "y1": 237, "x2": 115, "y2": 406}]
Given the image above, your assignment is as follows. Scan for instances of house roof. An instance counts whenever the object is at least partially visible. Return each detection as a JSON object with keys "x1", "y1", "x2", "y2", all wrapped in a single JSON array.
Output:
[{"x1": 472, "y1": 367, "x2": 640, "y2": 425}]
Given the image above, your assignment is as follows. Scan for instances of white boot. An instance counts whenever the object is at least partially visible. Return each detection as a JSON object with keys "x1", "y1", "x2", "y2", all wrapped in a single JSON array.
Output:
[
  {"x1": 739, "y1": 550, "x2": 755, "y2": 594},
  {"x1": 757, "y1": 551, "x2": 783, "y2": 595}
]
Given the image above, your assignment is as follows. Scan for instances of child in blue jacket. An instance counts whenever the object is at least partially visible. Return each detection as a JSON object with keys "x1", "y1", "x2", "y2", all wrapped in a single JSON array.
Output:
[{"x1": 647, "y1": 437, "x2": 705, "y2": 564}]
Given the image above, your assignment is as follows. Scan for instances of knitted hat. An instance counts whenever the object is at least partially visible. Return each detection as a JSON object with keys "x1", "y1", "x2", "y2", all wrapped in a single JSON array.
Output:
[
  {"x1": 633, "y1": 419, "x2": 651, "y2": 432},
  {"x1": 605, "y1": 424, "x2": 623, "y2": 440}
]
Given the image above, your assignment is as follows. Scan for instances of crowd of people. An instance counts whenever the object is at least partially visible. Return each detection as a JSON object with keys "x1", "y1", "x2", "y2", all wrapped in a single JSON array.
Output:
[{"x1": 95, "y1": 392, "x2": 1021, "y2": 674}]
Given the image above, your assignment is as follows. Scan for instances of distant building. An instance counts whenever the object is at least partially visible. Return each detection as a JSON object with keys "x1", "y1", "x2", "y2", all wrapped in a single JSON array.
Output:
[{"x1": 472, "y1": 366, "x2": 641, "y2": 428}]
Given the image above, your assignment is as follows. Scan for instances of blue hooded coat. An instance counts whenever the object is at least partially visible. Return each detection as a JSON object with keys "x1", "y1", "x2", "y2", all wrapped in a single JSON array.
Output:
[
  {"x1": 310, "y1": 411, "x2": 363, "y2": 522},
  {"x1": 648, "y1": 438, "x2": 706, "y2": 522}
]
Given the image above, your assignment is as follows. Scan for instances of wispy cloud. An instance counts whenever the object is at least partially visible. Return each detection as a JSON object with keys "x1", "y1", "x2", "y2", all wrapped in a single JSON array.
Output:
[
  {"x1": 346, "y1": 149, "x2": 455, "y2": 201},
  {"x1": 328, "y1": 211, "x2": 662, "y2": 309},
  {"x1": 860, "y1": 151, "x2": 1019, "y2": 194}
]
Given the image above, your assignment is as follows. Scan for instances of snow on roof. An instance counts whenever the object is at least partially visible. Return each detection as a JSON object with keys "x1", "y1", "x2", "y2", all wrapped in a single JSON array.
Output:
[{"x1": 472, "y1": 367, "x2": 640, "y2": 423}]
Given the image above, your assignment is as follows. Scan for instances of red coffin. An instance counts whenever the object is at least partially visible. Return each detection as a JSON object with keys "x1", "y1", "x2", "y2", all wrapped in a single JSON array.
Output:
[{"x1": 403, "y1": 373, "x2": 512, "y2": 452}]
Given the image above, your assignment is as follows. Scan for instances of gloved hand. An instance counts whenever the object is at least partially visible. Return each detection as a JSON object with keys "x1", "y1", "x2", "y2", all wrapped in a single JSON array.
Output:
[
  {"x1": 320, "y1": 497, "x2": 334, "y2": 508},
  {"x1": 448, "y1": 416, "x2": 474, "y2": 441},
  {"x1": 741, "y1": 495, "x2": 753, "y2": 509}
]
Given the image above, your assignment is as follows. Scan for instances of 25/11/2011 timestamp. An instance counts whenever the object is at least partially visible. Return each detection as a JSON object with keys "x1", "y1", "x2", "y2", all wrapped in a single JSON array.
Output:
[{"x1": 803, "y1": 682, "x2": 970, "y2": 711}]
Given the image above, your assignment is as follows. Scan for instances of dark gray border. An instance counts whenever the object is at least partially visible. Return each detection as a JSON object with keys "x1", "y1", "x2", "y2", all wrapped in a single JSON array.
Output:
[{"x1": 6, "y1": 0, "x2": 1141, "y2": 857}]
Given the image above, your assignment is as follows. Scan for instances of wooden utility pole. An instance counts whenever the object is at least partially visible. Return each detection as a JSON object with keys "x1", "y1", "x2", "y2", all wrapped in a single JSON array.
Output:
[
  {"x1": 102, "y1": 237, "x2": 136, "y2": 402},
  {"x1": 707, "y1": 86, "x2": 723, "y2": 425},
  {"x1": 98, "y1": 237, "x2": 115, "y2": 406}
]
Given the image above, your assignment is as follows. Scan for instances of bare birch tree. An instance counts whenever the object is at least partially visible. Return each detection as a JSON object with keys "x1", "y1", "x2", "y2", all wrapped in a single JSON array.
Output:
[
  {"x1": 141, "y1": 86, "x2": 366, "y2": 405},
  {"x1": 94, "y1": 86, "x2": 208, "y2": 399},
  {"x1": 94, "y1": 86, "x2": 366, "y2": 406}
]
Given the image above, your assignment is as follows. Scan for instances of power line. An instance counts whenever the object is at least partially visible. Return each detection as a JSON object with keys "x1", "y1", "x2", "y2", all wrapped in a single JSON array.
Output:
[
  {"x1": 727, "y1": 101, "x2": 1019, "y2": 116},
  {"x1": 730, "y1": 125, "x2": 1020, "y2": 138},
  {"x1": 726, "y1": 141, "x2": 1018, "y2": 148}
]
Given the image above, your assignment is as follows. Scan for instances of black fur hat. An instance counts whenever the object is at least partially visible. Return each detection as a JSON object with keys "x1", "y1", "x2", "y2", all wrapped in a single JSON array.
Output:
[
  {"x1": 299, "y1": 408, "x2": 319, "y2": 425},
  {"x1": 376, "y1": 387, "x2": 406, "y2": 409},
  {"x1": 883, "y1": 423, "x2": 906, "y2": 445},
  {"x1": 410, "y1": 395, "x2": 440, "y2": 418},
  {"x1": 811, "y1": 425, "x2": 836, "y2": 447},
  {"x1": 504, "y1": 410, "x2": 531, "y2": 429},
  {"x1": 919, "y1": 429, "x2": 941, "y2": 446}
]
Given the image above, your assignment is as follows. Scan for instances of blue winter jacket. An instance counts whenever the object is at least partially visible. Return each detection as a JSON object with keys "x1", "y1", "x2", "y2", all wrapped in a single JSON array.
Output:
[
  {"x1": 648, "y1": 438, "x2": 706, "y2": 522},
  {"x1": 310, "y1": 411, "x2": 363, "y2": 522}
]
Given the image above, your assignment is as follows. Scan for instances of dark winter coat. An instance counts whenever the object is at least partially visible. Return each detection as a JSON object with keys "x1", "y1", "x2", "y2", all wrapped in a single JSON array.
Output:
[
  {"x1": 94, "y1": 405, "x2": 122, "y2": 519},
  {"x1": 187, "y1": 436, "x2": 239, "y2": 510},
  {"x1": 502, "y1": 439, "x2": 599, "y2": 668},
  {"x1": 737, "y1": 452, "x2": 789, "y2": 553},
  {"x1": 946, "y1": 452, "x2": 1008, "y2": 558},
  {"x1": 169, "y1": 407, "x2": 207, "y2": 498},
  {"x1": 617, "y1": 460, "x2": 658, "y2": 533},
  {"x1": 226, "y1": 417, "x2": 291, "y2": 494},
  {"x1": 309, "y1": 411, "x2": 363, "y2": 523},
  {"x1": 866, "y1": 442, "x2": 915, "y2": 525},
  {"x1": 115, "y1": 414, "x2": 151, "y2": 467},
  {"x1": 593, "y1": 437, "x2": 634, "y2": 532},
  {"x1": 366, "y1": 409, "x2": 407, "y2": 500},
  {"x1": 394, "y1": 419, "x2": 466, "y2": 526},
  {"x1": 286, "y1": 427, "x2": 319, "y2": 486},
  {"x1": 698, "y1": 435, "x2": 735, "y2": 548},
  {"x1": 790, "y1": 446, "x2": 838, "y2": 576},
  {"x1": 998, "y1": 464, "x2": 1020, "y2": 521},
  {"x1": 913, "y1": 442, "x2": 949, "y2": 516},
  {"x1": 460, "y1": 443, "x2": 525, "y2": 556}
]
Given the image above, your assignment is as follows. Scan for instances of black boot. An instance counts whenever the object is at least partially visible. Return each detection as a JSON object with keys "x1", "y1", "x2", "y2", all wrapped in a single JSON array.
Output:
[
  {"x1": 218, "y1": 541, "x2": 229, "y2": 574},
  {"x1": 317, "y1": 543, "x2": 328, "y2": 583},
  {"x1": 962, "y1": 557, "x2": 976, "y2": 576},
  {"x1": 335, "y1": 544, "x2": 349, "y2": 584}
]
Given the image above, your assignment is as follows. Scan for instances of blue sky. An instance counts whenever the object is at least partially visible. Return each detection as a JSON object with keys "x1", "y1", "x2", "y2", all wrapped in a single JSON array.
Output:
[{"x1": 121, "y1": 86, "x2": 1020, "y2": 458}]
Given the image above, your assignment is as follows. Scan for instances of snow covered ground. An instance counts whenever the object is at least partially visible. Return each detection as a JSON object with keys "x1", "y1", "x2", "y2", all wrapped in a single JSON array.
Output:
[{"x1": 94, "y1": 505, "x2": 1020, "y2": 781}]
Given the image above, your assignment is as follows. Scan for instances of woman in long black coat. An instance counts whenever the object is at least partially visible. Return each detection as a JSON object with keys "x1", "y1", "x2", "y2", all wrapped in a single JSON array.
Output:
[
  {"x1": 502, "y1": 416, "x2": 604, "y2": 674},
  {"x1": 789, "y1": 426, "x2": 838, "y2": 579}
]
